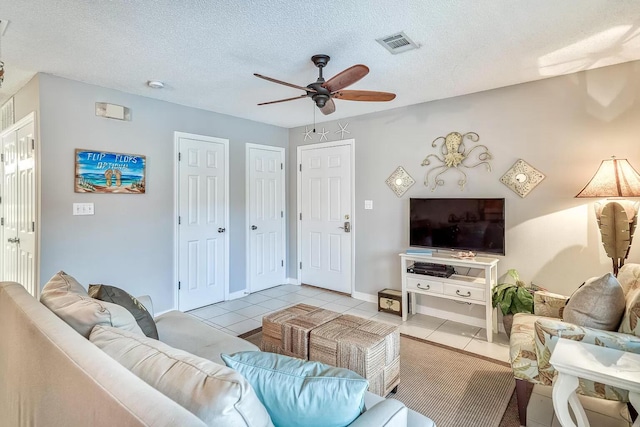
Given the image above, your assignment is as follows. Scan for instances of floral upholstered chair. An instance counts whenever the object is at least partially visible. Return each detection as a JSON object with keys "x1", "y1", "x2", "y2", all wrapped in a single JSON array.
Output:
[{"x1": 509, "y1": 263, "x2": 640, "y2": 426}]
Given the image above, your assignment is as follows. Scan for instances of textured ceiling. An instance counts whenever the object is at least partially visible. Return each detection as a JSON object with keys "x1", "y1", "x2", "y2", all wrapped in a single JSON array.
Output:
[{"x1": 1, "y1": 1, "x2": 640, "y2": 128}]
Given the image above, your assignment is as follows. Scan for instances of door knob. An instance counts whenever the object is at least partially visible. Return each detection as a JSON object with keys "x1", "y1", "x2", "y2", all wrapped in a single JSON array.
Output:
[
  {"x1": 338, "y1": 221, "x2": 351, "y2": 233},
  {"x1": 217, "y1": 227, "x2": 226, "y2": 233},
  {"x1": 251, "y1": 225, "x2": 257, "y2": 230}
]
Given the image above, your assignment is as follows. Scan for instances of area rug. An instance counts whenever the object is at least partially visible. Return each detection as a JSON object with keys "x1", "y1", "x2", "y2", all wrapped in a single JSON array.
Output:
[{"x1": 241, "y1": 330, "x2": 518, "y2": 427}]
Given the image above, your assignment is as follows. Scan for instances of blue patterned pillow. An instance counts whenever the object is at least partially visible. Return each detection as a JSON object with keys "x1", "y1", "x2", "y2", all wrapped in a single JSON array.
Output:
[{"x1": 221, "y1": 351, "x2": 367, "y2": 427}]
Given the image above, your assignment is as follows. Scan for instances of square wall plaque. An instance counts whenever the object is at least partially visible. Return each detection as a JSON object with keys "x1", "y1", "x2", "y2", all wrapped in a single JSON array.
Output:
[
  {"x1": 386, "y1": 166, "x2": 415, "y2": 197},
  {"x1": 500, "y1": 159, "x2": 545, "y2": 198}
]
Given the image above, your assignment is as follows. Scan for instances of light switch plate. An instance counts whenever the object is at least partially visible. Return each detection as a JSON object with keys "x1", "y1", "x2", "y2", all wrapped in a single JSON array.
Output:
[
  {"x1": 73, "y1": 203, "x2": 94, "y2": 215},
  {"x1": 364, "y1": 200, "x2": 373, "y2": 210}
]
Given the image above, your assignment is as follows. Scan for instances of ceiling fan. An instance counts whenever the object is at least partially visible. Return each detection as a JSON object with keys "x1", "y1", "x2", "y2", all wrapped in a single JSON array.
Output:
[{"x1": 254, "y1": 54, "x2": 396, "y2": 115}]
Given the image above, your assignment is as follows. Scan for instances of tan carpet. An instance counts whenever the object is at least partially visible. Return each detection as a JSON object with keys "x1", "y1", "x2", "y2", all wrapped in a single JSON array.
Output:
[{"x1": 242, "y1": 330, "x2": 518, "y2": 427}]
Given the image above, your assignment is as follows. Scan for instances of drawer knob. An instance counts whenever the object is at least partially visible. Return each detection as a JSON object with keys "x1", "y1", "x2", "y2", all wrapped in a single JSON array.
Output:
[
  {"x1": 456, "y1": 290, "x2": 471, "y2": 297},
  {"x1": 417, "y1": 283, "x2": 430, "y2": 290}
]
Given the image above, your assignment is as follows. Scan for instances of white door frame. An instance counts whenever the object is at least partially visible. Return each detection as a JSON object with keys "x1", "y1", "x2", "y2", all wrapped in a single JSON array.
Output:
[
  {"x1": 0, "y1": 111, "x2": 40, "y2": 296},
  {"x1": 173, "y1": 131, "x2": 230, "y2": 311},
  {"x1": 296, "y1": 139, "x2": 355, "y2": 294},
  {"x1": 245, "y1": 143, "x2": 286, "y2": 293}
]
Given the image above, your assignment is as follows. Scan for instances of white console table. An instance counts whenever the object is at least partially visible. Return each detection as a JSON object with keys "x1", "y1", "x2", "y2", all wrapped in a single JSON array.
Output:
[
  {"x1": 550, "y1": 339, "x2": 640, "y2": 427},
  {"x1": 399, "y1": 253, "x2": 499, "y2": 342}
]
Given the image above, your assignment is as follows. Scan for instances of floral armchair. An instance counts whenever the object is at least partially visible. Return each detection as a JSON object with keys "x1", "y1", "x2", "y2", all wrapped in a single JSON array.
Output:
[{"x1": 509, "y1": 263, "x2": 640, "y2": 426}]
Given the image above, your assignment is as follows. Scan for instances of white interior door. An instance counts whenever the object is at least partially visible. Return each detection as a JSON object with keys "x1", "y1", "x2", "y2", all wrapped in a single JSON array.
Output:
[
  {"x1": 176, "y1": 133, "x2": 228, "y2": 312},
  {"x1": 247, "y1": 144, "x2": 285, "y2": 293},
  {"x1": 298, "y1": 141, "x2": 353, "y2": 294},
  {"x1": 1, "y1": 115, "x2": 37, "y2": 297}
]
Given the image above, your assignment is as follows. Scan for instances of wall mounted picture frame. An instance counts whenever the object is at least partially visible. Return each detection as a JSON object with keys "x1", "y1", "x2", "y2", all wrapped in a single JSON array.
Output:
[{"x1": 75, "y1": 149, "x2": 146, "y2": 194}]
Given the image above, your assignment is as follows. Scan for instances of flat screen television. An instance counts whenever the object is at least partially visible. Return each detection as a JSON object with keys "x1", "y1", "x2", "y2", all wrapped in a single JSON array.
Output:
[{"x1": 409, "y1": 198, "x2": 505, "y2": 255}]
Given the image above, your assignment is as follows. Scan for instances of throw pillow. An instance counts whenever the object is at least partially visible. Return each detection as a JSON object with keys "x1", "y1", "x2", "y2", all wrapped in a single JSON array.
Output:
[
  {"x1": 617, "y1": 264, "x2": 640, "y2": 296},
  {"x1": 221, "y1": 351, "x2": 368, "y2": 427},
  {"x1": 88, "y1": 284, "x2": 158, "y2": 339},
  {"x1": 40, "y1": 271, "x2": 143, "y2": 338},
  {"x1": 90, "y1": 325, "x2": 273, "y2": 427},
  {"x1": 619, "y1": 288, "x2": 640, "y2": 336},
  {"x1": 563, "y1": 273, "x2": 626, "y2": 331}
]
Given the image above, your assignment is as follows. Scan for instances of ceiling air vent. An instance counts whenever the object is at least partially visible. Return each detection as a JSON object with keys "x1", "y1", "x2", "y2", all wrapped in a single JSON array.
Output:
[{"x1": 376, "y1": 31, "x2": 419, "y2": 54}]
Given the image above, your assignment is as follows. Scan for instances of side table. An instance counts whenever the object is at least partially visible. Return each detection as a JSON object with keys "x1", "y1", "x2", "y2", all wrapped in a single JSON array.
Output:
[{"x1": 550, "y1": 338, "x2": 640, "y2": 427}]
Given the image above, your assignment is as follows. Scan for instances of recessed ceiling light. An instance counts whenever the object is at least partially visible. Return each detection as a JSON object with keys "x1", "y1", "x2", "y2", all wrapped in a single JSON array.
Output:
[{"x1": 147, "y1": 80, "x2": 164, "y2": 89}]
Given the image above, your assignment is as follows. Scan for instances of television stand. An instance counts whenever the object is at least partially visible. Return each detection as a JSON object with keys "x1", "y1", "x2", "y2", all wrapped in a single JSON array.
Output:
[{"x1": 399, "y1": 252, "x2": 499, "y2": 342}]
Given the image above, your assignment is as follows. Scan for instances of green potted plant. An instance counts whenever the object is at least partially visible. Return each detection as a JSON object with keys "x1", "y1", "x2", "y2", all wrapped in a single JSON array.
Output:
[{"x1": 491, "y1": 269, "x2": 534, "y2": 338}]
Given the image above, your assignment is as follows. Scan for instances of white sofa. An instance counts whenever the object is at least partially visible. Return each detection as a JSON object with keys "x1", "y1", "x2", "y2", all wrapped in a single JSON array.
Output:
[{"x1": 0, "y1": 281, "x2": 435, "y2": 427}]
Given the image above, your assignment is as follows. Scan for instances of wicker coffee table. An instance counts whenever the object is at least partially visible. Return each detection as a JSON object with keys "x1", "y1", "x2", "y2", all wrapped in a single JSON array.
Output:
[{"x1": 261, "y1": 303, "x2": 400, "y2": 396}]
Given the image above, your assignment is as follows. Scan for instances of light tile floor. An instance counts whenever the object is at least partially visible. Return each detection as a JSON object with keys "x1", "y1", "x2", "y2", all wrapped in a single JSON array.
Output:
[{"x1": 188, "y1": 283, "x2": 633, "y2": 426}]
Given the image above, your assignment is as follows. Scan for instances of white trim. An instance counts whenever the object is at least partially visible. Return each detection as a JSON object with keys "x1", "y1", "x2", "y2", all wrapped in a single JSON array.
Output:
[
  {"x1": 296, "y1": 139, "x2": 356, "y2": 295},
  {"x1": 245, "y1": 143, "x2": 286, "y2": 294},
  {"x1": 154, "y1": 308, "x2": 175, "y2": 317},
  {"x1": 0, "y1": 111, "x2": 39, "y2": 296},
  {"x1": 352, "y1": 291, "x2": 377, "y2": 304},
  {"x1": 173, "y1": 132, "x2": 230, "y2": 311},
  {"x1": 286, "y1": 277, "x2": 300, "y2": 285},
  {"x1": 228, "y1": 290, "x2": 248, "y2": 301},
  {"x1": 413, "y1": 304, "x2": 487, "y2": 329}
]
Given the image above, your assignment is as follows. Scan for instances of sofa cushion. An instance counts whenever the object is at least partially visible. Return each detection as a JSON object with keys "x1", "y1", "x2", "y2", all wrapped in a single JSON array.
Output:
[
  {"x1": 563, "y1": 273, "x2": 625, "y2": 331},
  {"x1": 221, "y1": 351, "x2": 367, "y2": 427},
  {"x1": 618, "y1": 263, "x2": 640, "y2": 296},
  {"x1": 88, "y1": 284, "x2": 158, "y2": 339},
  {"x1": 155, "y1": 310, "x2": 259, "y2": 364},
  {"x1": 90, "y1": 325, "x2": 273, "y2": 427},
  {"x1": 619, "y1": 288, "x2": 640, "y2": 336},
  {"x1": 40, "y1": 271, "x2": 143, "y2": 338}
]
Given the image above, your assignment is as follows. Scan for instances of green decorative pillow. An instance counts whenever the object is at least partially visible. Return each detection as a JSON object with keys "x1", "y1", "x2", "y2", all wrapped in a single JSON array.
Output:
[
  {"x1": 619, "y1": 288, "x2": 640, "y2": 336},
  {"x1": 40, "y1": 271, "x2": 143, "y2": 338},
  {"x1": 221, "y1": 351, "x2": 367, "y2": 427},
  {"x1": 563, "y1": 273, "x2": 625, "y2": 331},
  {"x1": 89, "y1": 284, "x2": 158, "y2": 339}
]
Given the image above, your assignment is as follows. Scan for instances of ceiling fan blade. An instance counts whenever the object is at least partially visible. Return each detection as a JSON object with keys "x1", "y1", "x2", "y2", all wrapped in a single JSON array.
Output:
[
  {"x1": 258, "y1": 94, "x2": 308, "y2": 106},
  {"x1": 332, "y1": 90, "x2": 396, "y2": 102},
  {"x1": 320, "y1": 98, "x2": 336, "y2": 115},
  {"x1": 254, "y1": 73, "x2": 316, "y2": 93},
  {"x1": 322, "y1": 65, "x2": 369, "y2": 92}
]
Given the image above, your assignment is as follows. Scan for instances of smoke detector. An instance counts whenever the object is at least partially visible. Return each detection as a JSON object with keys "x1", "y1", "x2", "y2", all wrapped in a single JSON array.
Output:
[
  {"x1": 376, "y1": 31, "x2": 419, "y2": 55},
  {"x1": 147, "y1": 80, "x2": 164, "y2": 89}
]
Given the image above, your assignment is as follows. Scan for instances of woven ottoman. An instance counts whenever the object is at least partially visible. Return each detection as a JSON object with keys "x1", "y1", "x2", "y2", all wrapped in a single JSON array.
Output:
[
  {"x1": 309, "y1": 314, "x2": 400, "y2": 396},
  {"x1": 261, "y1": 303, "x2": 341, "y2": 359}
]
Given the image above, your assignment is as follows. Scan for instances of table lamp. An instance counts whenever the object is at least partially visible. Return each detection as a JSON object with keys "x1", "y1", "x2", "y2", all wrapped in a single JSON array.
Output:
[{"x1": 576, "y1": 156, "x2": 640, "y2": 275}]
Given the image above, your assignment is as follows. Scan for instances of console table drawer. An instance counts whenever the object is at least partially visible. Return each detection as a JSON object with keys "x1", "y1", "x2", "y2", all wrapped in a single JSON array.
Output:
[
  {"x1": 443, "y1": 283, "x2": 485, "y2": 302},
  {"x1": 406, "y1": 277, "x2": 443, "y2": 294}
]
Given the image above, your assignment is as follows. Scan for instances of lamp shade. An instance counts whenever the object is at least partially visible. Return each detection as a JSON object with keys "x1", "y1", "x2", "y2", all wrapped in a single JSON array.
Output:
[{"x1": 575, "y1": 157, "x2": 640, "y2": 198}]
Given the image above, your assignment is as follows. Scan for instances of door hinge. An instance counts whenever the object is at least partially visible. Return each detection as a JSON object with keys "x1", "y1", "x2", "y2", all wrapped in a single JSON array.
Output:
[
  {"x1": 299, "y1": 262, "x2": 302, "y2": 269},
  {"x1": 281, "y1": 260, "x2": 284, "y2": 267},
  {"x1": 299, "y1": 213, "x2": 302, "y2": 220},
  {"x1": 31, "y1": 139, "x2": 35, "y2": 150},
  {"x1": 0, "y1": 217, "x2": 3, "y2": 226},
  {"x1": 178, "y1": 152, "x2": 181, "y2": 161},
  {"x1": 299, "y1": 164, "x2": 302, "y2": 172},
  {"x1": 281, "y1": 163, "x2": 283, "y2": 170},
  {"x1": 1, "y1": 153, "x2": 3, "y2": 162},
  {"x1": 178, "y1": 281, "x2": 181, "y2": 290},
  {"x1": 178, "y1": 216, "x2": 181, "y2": 225},
  {"x1": 281, "y1": 211, "x2": 283, "y2": 218},
  {"x1": 32, "y1": 221, "x2": 35, "y2": 232}
]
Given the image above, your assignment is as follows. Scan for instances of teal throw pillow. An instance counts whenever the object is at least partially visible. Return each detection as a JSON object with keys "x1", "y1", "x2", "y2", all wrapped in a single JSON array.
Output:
[{"x1": 221, "y1": 351, "x2": 368, "y2": 427}]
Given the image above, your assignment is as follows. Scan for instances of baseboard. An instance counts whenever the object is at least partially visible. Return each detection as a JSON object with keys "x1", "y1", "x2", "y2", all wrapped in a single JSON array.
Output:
[
  {"x1": 286, "y1": 277, "x2": 300, "y2": 285},
  {"x1": 155, "y1": 308, "x2": 174, "y2": 317},
  {"x1": 352, "y1": 291, "x2": 377, "y2": 303},
  {"x1": 227, "y1": 290, "x2": 248, "y2": 300}
]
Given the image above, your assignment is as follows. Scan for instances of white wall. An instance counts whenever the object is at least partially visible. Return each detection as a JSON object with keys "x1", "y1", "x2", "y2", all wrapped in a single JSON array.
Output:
[
  {"x1": 34, "y1": 74, "x2": 288, "y2": 312},
  {"x1": 289, "y1": 61, "x2": 640, "y2": 323}
]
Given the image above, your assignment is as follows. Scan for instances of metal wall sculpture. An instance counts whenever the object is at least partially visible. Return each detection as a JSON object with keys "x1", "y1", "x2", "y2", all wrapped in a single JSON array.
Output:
[{"x1": 421, "y1": 131, "x2": 492, "y2": 191}]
